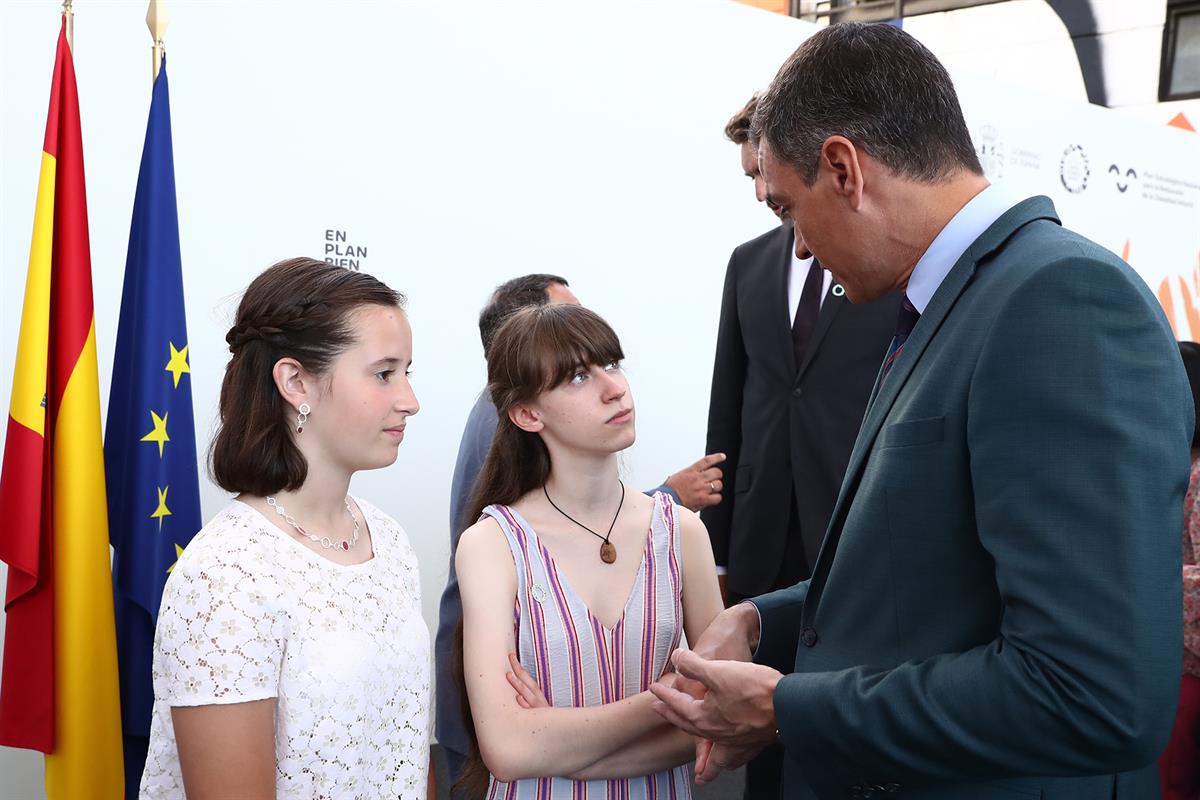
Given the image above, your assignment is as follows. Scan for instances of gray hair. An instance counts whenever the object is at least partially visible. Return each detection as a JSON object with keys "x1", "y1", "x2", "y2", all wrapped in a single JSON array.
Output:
[{"x1": 752, "y1": 22, "x2": 982, "y2": 185}]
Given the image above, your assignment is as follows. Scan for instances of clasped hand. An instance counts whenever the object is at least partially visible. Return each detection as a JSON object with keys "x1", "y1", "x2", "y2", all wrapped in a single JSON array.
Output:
[
  {"x1": 647, "y1": 604, "x2": 785, "y2": 784},
  {"x1": 503, "y1": 603, "x2": 786, "y2": 786}
]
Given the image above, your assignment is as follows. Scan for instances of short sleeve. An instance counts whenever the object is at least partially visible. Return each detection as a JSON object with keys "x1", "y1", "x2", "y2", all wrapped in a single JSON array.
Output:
[{"x1": 152, "y1": 536, "x2": 287, "y2": 707}]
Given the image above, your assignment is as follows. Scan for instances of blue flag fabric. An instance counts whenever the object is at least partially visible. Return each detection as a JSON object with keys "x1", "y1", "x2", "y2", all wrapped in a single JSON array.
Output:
[{"x1": 104, "y1": 57, "x2": 202, "y2": 799}]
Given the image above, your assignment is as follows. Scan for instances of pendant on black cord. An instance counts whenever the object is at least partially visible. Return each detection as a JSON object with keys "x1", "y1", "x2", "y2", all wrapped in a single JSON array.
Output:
[{"x1": 600, "y1": 541, "x2": 617, "y2": 564}]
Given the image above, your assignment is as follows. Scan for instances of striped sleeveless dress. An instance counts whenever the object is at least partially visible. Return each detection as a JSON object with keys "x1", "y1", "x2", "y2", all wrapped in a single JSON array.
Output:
[{"x1": 482, "y1": 491, "x2": 692, "y2": 800}]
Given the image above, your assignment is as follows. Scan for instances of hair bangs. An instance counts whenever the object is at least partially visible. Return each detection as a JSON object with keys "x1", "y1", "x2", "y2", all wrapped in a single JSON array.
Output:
[
  {"x1": 489, "y1": 304, "x2": 625, "y2": 404},
  {"x1": 528, "y1": 305, "x2": 624, "y2": 392}
]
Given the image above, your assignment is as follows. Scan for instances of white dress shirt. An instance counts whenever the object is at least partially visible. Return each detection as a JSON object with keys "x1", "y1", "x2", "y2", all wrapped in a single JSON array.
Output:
[{"x1": 788, "y1": 231, "x2": 832, "y2": 324}]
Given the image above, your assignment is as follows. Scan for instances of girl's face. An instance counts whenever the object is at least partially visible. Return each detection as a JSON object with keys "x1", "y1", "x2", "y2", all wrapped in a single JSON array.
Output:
[
  {"x1": 305, "y1": 304, "x2": 419, "y2": 473},
  {"x1": 527, "y1": 360, "x2": 636, "y2": 456}
]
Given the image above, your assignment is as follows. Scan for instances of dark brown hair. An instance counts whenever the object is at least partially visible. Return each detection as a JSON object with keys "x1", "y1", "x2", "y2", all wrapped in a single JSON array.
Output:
[
  {"x1": 454, "y1": 303, "x2": 624, "y2": 797},
  {"x1": 477, "y1": 273, "x2": 569, "y2": 358},
  {"x1": 464, "y1": 303, "x2": 624, "y2": 528},
  {"x1": 724, "y1": 93, "x2": 759, "y2": 145},
  {"x1": 209, "y1": 257, "x2": 405, "y2": 496},
  {"x1": 753, "y1": 22, "x2": 982, "y2": 185}
]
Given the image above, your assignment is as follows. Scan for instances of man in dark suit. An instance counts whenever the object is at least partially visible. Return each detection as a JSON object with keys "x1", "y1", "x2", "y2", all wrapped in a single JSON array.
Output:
[
  {"x1": 653, "y1": 23, "x2": 1190, "y2": 800},
  {"x1": 706, "y1": 95, "x2": 899, "y2": 604},
  {"x1": 703, "y1": 94, "x2": 899, "y2": 800}
]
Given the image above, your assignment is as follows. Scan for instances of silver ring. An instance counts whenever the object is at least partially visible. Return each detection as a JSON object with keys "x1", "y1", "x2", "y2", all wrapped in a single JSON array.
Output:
[{"x1": 709, "y1": 481, "x2": 716, "y2": 493}]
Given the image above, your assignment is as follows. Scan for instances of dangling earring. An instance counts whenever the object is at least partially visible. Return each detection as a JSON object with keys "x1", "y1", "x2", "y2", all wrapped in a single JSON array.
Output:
[{"x1": 296, "y1": 402, "x2": 311, "y2": 433}]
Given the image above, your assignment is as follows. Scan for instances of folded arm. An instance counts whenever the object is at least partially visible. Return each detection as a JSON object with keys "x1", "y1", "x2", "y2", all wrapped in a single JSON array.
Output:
[{"x1": 457, "y1": 518, "x2": 674, "y2": 782}]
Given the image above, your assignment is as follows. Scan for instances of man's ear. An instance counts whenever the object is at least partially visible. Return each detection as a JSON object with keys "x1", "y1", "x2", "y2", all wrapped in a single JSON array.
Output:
[
  {"x1": 272, "y1": 357, "x2": 314, "y2": 414},
  {"x1": 820, "y1": 135, "x2": 865, "y2": 211},
  {"x1": 509, "y1": 402, "x2": 544, "y2": 434}
]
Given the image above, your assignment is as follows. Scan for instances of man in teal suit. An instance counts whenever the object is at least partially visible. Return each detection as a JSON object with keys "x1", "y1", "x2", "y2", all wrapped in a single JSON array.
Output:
[{"x1": 651, "y1": 22, "x2": 1191, "y2": 799}]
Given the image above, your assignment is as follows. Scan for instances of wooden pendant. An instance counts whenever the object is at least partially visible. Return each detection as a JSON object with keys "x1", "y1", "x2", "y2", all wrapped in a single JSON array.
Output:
[{"x1": 600, "y1": 541, "x2": 617, "y2": 564}]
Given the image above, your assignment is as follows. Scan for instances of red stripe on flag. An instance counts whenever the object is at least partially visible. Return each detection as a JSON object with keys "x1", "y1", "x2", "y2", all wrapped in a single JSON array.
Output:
[
  {"x1": 0, "y1": 417, "x2": 54, "y2": 751},
  {"x1": 41, "y1": 27, "x2": 64, "y2": 159},
  {"x1": 48, "y1": 24, "x2": 95, "y2": 414}
]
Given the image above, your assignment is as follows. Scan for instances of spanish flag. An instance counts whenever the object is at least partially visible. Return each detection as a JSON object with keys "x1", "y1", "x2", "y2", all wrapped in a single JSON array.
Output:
[{"x1": 0, "y1": 18, "x2": 124, "y2": 798}]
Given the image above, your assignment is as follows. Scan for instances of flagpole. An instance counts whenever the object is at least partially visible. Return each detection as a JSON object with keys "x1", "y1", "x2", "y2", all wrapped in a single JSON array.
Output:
[
  {"x1": 63, "y1": 0, "x2": 73, "y2": 51},
  {"x1": 147, "y1": 0, "x2": 168, "y2": 82}
]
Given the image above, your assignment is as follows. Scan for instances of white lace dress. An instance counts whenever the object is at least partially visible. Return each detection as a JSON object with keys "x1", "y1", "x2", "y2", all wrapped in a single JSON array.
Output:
[{"x1": 139, "y1": 498, "x2": 430, "y2": 799}]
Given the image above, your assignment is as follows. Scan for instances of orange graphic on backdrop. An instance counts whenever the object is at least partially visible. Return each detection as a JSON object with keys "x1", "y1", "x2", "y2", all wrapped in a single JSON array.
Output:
[{"x1": 1148, "y1": 236, "x2": 1200, "y2": 339}]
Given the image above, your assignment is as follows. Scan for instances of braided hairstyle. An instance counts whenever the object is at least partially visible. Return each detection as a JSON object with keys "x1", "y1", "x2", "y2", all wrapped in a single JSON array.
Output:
[{"x1": 209, "y1": 257, "x2": 405, "y2": 496}]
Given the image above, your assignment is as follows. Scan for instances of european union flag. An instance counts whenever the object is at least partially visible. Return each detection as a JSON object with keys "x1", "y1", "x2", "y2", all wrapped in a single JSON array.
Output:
[{"x1": 104, "y1": 57, "x2": 202, "y2": 799}]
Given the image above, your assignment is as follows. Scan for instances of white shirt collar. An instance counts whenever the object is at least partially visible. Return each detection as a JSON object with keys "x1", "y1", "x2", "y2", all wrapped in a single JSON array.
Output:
[{"x1": 905, "y1": 184, "x2": 1023, "y2": 314}]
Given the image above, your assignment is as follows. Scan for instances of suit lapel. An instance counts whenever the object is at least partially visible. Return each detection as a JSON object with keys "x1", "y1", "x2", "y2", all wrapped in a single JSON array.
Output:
[
  {"x1": 808, "y1": 196, "x2": 1062, "y2": 590},
  {"x1": 794, "y1": 261, "x2": 844, "y2": 385}
]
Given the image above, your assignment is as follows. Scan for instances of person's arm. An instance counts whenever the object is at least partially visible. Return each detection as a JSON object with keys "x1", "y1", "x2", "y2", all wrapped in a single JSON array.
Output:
[
  {"x1": 173, "y1": 701, "x2": 276, "y2": 799},
  {"x1": 155, "y1": 538, "x2": 287, "y2": 800},
  {"x1": 677, "y1": 508, "x2": 726, "y2": 646},
  {"x1": 772, "y1": 257, "x2": 1190, "y2": 789},
  {"x1": 748, "y1": 581, "x2": 808, "y2": 672},
  {"x1": 648, "y1": 454, "x2": 726, "y2": 513},
  {"x1": 457, "y1": 517, "x2": 675, "y2": 782},
  {"x1": 701, "y1": 250, "x2": 748, "y2": 593}
]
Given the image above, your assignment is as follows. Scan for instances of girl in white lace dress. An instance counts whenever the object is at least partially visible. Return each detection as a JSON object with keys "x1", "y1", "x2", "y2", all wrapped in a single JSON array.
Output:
[{"x1": 139, "y1": 258, "x2": 431, "y2": 799}]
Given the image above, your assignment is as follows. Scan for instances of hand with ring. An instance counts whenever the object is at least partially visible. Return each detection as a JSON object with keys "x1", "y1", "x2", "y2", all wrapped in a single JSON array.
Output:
[{"x1": 663, "y1": 453, "x2": 727, "y2": 512}]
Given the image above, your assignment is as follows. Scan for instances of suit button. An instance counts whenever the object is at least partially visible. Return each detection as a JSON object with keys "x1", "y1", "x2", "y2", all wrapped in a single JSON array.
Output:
[
  {"x1": 792, "y1": 386, "x2": 803, "y2": 398},
  {"x1": 800, "y1": 626, "x2": 818, "y2": 647}
]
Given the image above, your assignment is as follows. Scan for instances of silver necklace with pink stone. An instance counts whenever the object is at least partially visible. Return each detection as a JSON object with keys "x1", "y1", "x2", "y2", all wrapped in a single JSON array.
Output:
[{"x1": 266, "y1": 496, "x2": 360, "y2": 551}]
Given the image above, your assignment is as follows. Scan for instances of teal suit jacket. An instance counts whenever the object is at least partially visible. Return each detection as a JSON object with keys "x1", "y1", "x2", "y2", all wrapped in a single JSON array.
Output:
[{"x1": 751, "y1": 197, "x2": 1191, "y2": 799}]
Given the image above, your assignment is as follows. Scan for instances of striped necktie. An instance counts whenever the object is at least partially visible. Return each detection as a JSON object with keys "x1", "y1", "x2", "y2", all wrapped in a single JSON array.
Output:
[{"x1": 880, "y1": 294, "x2": 920, "y2": 385}]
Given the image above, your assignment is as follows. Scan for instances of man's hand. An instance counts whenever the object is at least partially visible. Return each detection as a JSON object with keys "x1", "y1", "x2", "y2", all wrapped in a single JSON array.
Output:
[
  {"x1": 690, "y1": 600, "x2": 760, "y2": 662},
  {"x1": 649, "y1": 650, "x2": 782, "y2": 744},
  {"x1": 665, "y1": 453, "x2": 726, "y2": 512},
  {"x1": 695, "y1": 741, "x2": 766, "y2": 785}
]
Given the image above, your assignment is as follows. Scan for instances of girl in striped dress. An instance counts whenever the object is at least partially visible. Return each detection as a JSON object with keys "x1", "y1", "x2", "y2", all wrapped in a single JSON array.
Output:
[{"x1": 454, "y1": 303, "x2": 725, "y2": 800}]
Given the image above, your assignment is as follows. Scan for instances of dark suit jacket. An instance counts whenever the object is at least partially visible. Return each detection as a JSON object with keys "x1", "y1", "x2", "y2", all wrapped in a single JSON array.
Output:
[
  {"x1": 752, "y1": 197, "x2": 1191, "y2": 799},
  {"x1": 702, "y1": 224, "x2": 899, "y2": 597}
]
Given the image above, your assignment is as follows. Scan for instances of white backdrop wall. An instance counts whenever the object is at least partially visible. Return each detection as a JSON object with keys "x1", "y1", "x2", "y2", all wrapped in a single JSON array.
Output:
[
  {"x1": 4, "y1": 1, "x2": 1200, "y2": 796},
  {"x1": 0, "y1": 1, "x2": 816, "y2": 795}
]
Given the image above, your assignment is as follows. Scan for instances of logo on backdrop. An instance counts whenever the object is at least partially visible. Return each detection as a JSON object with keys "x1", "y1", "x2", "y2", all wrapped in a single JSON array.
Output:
[
  {"x1": 975, "y1": 125, "x2": 1005, "y2": 180},
  {"x1": 1059, "y1": 144, "x2": 1090, "y2": 194},
  {"x1": 323, "y1": 229, "x2": 368, "y2": 270},
  {"x1": 1108, "y1": 164, "x2": 1138, "y2": 194}
]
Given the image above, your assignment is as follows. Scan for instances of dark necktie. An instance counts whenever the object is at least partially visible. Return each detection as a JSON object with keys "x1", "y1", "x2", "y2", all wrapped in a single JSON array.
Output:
[
  {"x1": 791, "y1": 262, "x2": 825, "y2": 368},
  {"x1": 880, "y1": 294, "x2": 920, "y2": 385}
]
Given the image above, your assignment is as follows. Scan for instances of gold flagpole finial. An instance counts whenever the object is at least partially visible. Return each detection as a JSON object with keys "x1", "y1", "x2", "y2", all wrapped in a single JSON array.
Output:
[
  {"x1": 63, "y1": 0, "x2": 74, "y2": 51},
  {"x1": 146, "y1": 0, "x2": 169, "y2": 82}
]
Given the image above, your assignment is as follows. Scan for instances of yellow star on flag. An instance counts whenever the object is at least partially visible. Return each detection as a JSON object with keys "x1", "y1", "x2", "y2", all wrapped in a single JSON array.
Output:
[
  {"x1": 151, "y1": 485, "x2": 171, "y2": 530},
  {"x1": 165, "y1": 342, "x2": 191, "y2": 389},
  {"x1": 141, "y1": 410, "x2": 170, "y2": 457},
  {"x1": 166, "y1": 543, "x2": 184, "y2": 574}
]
